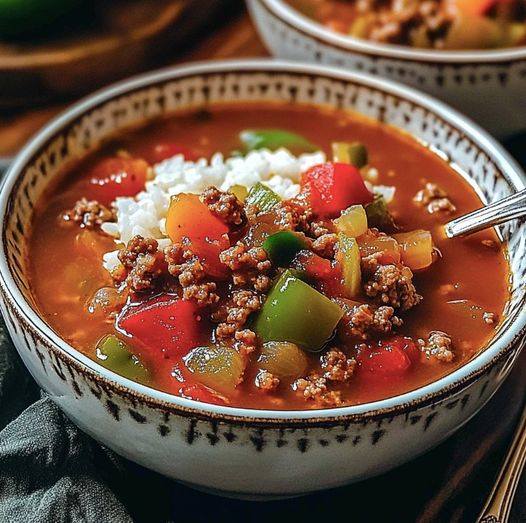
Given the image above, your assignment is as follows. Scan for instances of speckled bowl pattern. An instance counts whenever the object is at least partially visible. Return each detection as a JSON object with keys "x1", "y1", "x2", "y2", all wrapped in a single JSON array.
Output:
[
  {"x1": 0, "y1": 60, "x2": 525, "y2": 498},
  {"x1": 248, "y1": 0, "x2": 526, "y2": 138}
]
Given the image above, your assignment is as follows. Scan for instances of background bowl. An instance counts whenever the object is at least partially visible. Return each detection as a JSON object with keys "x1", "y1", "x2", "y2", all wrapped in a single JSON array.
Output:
[
  {"x1": 248, "y1": 0, "x2": 526, "y2": 139},
  {"x1": 0, "y1": 60, "x2": 525, "y2": 499}
]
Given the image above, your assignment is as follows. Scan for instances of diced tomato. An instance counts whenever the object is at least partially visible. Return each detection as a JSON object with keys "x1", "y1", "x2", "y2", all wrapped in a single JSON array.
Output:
[
  {"x1": 292, "y1": 250, "x2": 343, "y2": 297},
  {"x1": 147, "y1": 143, "x2": 199, "y2": 164},
  {"x1": 179, "y1": 383, "x2": 227, "y2": 406},
  {"x1": 88, "y1": 157, "x2": 149, "y2": 204},
  {"x1": 166, "y1": 193, "x2": 230, "y2": 278},
  {"x1": 357, "y1": 336, "x2": 418, "y2": 380},
  {"x1": 301, "y1": 162, "x2": 373, "y2": 217},
  {"x1": 117, "y1": 294, "x2": 206, "y2": 362}
]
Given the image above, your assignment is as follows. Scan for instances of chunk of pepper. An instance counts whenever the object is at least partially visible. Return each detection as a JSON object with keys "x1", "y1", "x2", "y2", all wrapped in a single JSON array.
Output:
[{"x1": 254, "y1": 270, "x2": 343, "y2": 352}]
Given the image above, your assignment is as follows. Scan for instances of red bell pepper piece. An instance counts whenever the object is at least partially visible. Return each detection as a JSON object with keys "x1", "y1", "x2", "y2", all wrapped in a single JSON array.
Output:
[
  {"x1": 301, "y1": 162, "x2": 373, "y2": 217},
  {"x1": 88, "y1": 157, "x2": 149, "y2": 204},
  {"x1": 148, "y1": 143, "x2": 199, "y2": 164},
  {"x1": 166, "y1": 193, "x2": 230, "y2": 278},
  {"x1": 357, "y1": 336, "x2": 418, "y2": 379},
  {"x1": 117, "y1": 294, "x2": 205, "y2": 361}
]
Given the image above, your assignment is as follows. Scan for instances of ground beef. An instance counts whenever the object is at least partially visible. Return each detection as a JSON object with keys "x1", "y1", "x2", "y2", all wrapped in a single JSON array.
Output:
[
  {"x1": 338, "y1": 301, "x2": 402, "y2": 341},
  {"x1": 164, "y1": 241, "x2": 219, "y2": 307},
  {"x1": 255, "y1": 370, "x2": 280, "y2": 392},
  {"x1": 63, "y1": 198, "x2": 114, "y2": 229},
  {"x1": 273, "y1": 196, "x2": 313, "y2": 231},
  {"x1": 363, "y1": 264, "x2": 422, "y2": 311},
  {"x1": 414, "y1": 182, "x2": 456, "y2": 214},
  {"x1": 308, "y1": 220, "x2": 334, "y2": 238},
  {"x1": 483, "y1": 312, "x2": 497, "y2": 325},
  {"x1": 418, "y1": 330, "x2": 454, "y2": 362},
  {"x1": 116, "y1": 236, "x2": 168, "y2": 292},
  {"x1": 357, "y1": 0, "x2": 455, "y2": 48},
  {"x1": 312, "y1": 233, "x2": 338, "y2": 259},
  {"x1": 201, "y1": 186, "x2": 246, "y2": 226},
  {"x1": 320, "y1": 349, "x2": 356, "y2": 382},
  {"x1": 293, "y1": 375, "x2": 344, "y2": 407},
  {"x1": 220, "y1": 241, "x2": 272, "y2": 292}
]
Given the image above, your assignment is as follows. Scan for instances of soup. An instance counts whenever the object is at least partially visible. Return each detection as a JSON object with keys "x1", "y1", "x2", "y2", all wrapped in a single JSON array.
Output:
[
  {"x1": 287, "y1": 0, "x2": 526, "y2": 49},
  {"x1": 27, "y1": 103, "x2": 509, "y2": 410}
]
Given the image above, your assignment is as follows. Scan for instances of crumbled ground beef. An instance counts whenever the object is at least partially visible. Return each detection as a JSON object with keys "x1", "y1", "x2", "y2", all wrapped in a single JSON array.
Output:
[
  {"x1": 165, "y1": 241, "x2": 219, "y2": 307},
  {"x1": 312, "y1": 233, "x2": 338, "y2": 258},
  {"x1": 116, "y1": 236, "x2": 167, "y2": 292},
  {"x1": 338, "y1": 301, "x2": 402, "y2": 341},
  {"x1": 414, "y1": 182, "x2": 456, "y2": 214},
  {"x1": 220, "y1": 241, "x2": 272, "y2": 292},
  {"x1": 320, "y1": 348, "x2": 356, "y2": 382},
  {"x1": 356, "y1": 0, "x2": 455, "y2": 48},
  {"x1": 308, "y1": 219, "x2": 334, "y2": 238},
  {"x1": 255, "y1": 370, "x2": 280, "y2": 391},
  {"x1": 273, "y1": 196, "x2": 313, "y2": 231},
  {"x1": 483, "y1": 312, "x2": 497, "y2": 325},
  {"x1": 293, "y1": 375, "x2": 344, "y2": 407},
  {"x1": 418, "y1": 330, "x2": 454, "y2": 362},
  {"x1": 63, "y1": 198, "x2": 114, "y2": 229},
  {"x1": 201, "y1": 186, "x2": 246, "y2": 226},
  {"x1": 363, "y1": 264, "x2": 422, "y2": 311}
]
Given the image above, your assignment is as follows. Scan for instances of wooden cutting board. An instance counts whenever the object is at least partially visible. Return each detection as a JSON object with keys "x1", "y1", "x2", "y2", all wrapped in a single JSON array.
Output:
[{"x1": 0, "y1": 0, "x2": 224, "y2": 107}]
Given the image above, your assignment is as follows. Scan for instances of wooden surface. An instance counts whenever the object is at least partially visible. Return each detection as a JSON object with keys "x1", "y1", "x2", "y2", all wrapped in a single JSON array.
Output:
[{"x1": 1, "y1": 5, "x2": 525, "y2": 522}]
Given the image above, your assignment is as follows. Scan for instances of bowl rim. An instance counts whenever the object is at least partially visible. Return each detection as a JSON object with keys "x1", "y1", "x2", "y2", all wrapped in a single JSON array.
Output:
[
  {"x1": 1, "y1": 58, "x2": 526, "y2": 424},
  {"x1": 257, "y1": 0, "x2": 526, "y2": 64}
]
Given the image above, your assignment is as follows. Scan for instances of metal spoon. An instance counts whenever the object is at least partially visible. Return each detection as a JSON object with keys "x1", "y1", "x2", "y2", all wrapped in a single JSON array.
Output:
[{"x1": 445, "y1": 189, "x2": 526, "y2": 238}]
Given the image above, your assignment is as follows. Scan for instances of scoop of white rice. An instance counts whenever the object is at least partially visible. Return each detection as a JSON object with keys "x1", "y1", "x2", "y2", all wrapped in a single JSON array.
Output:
[{"x1": 101, "y1": 148, "x2": 394, "y2": 273}]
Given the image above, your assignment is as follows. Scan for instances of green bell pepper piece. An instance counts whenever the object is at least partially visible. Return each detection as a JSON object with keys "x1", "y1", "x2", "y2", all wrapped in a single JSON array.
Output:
[
  {"x1": 240, "y1": 129, "x2": 318, "y2": 153},
  {"x1": 365, "y1": 194, "x2": 396, "y2": 230},
  {"x1": 332, "y1": 141, "x2": 368, "y2": 168},
  {"x1": 245, "y1": 182, "x2": 281, "y2": 212},
  {"x1": 96, "y1": 335, "x2": 149, "y2": 383},
  {"x1": 337, "y1": 233, "x2": 361, "y2": 298},
  {"x1": 263, "y1": 231, "x2": 307, "y2": 267},
  {"x1": 254, "y1": 270, "x2": 343, "y2": 352}
]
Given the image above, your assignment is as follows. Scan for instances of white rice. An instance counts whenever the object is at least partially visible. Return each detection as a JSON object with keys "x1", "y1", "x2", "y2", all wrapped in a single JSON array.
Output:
[{"x1": 101, "y1": 148, "x2": 394, "y2": 273}]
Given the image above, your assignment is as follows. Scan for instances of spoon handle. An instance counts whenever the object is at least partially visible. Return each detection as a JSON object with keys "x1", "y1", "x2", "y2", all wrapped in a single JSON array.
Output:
[
  {"x1": 477, "y1": 403, "x2": 526, "y2": 523},
  {"x1": 445, "y1": 188, "x2": 526, "y2": 239}
]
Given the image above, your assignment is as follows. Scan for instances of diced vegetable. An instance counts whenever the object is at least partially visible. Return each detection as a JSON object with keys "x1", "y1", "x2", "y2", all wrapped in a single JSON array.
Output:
[
  {"x1": 263, "y1": 231, "x2": 307, "y2": 266},
  {"x1": 336, "y1": 233, "x2": 361, "y2": 298},
  {"x1": 88, "y1": 157, "x2": 149, "y2": 204},
  {"x1": 356, "y1": 336, "x2": 418, "y2": 380},
  {"x1": 166, "y1": 193, "x2": 229, "y2": 278},
  {"x1": 393, "y1": 230, "x2": 434, "y2": 270},
  {"x1": 334, "y1": 205, "x2": 368, "y2": 237},
  {"x1": 239, "y1": 129, "x2": 317, "y2": 153},
  {"x1": 258, "y1": 341, "x2": 308, "y2": 379},
  {"x1": 254, "y1": 270, "x2": 343, "y2": 351},
  {"x1": 245, "y1": 182, "x2": 281, "y2": 212},
  {"x1": 357, "y1": 231, "x2": 401, "y2": 265},
  {"x1": 96, "y1": 335, "x2": 149, "y2": 383},
  {"x1": 301, "y1": 162, "x2": 373, "y2": 217},
  {"x1": 364, "y1": 194, "x2": 396, "y2": 230},
  {"x1": 86, "y1": 286, "x2": 126, "y2": 317},
  {"x1": 118, "y1": 295, "x2": 205, "y2": 361},
  {"x1": 184, "y1": 345, "x2": 244, "y2": 394},
  {"x1": 75, "y1": 230, "x2": 114, "y2": 260},
  {"x1": 179, "y1": 383, "x2": 227, "y2": 405},
  {"x1": 229, "y1": 184, "x2": 248, "y2": 202},
  {"x1": 332, "y1": 141, "x2": 368, "y2": 168}
]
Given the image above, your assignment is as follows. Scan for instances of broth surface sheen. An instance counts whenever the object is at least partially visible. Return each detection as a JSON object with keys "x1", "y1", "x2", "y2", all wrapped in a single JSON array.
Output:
[{"x1": 27, "y1": 103, "x2": 509, "y2": 410}]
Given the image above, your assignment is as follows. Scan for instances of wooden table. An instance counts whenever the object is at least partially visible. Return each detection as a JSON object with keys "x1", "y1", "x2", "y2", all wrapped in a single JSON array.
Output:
[{"x1": 1, "y1": 5, "x2": 525, "y2": 522}]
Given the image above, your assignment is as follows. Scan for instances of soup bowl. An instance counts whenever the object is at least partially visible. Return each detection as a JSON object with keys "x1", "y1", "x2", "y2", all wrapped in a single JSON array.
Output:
[
  {"x1": 247, "y1": 0, "x2": 526, "y2": 138},
  {"x1": 0, "y1": 60, "x2": 525, "y2": 499}
]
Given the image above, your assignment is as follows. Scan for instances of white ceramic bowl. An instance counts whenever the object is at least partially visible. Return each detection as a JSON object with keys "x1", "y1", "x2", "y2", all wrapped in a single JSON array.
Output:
[
  {"x1": 248, "y1": 0, "x2": 526, "y2": 138},
  {"x1": 0, "y1": 60, "x2": 525, "y2": 499}
]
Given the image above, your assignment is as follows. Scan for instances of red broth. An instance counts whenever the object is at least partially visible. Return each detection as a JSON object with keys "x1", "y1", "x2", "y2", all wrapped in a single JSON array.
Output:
[{"x1": 27, "y1": 103, "x2": 509, "y2": 410}]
